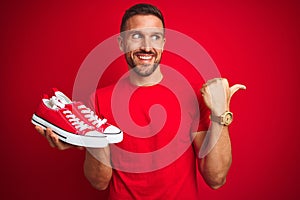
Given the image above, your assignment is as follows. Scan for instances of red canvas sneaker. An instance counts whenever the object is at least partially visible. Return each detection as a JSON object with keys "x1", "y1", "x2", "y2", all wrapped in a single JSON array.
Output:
[
  {"x1": 52, "y1": 88, "x2": 123, "y2": 144},
  {"x1": 31, "y1": 95, "x2": 108, "y2": 148}
]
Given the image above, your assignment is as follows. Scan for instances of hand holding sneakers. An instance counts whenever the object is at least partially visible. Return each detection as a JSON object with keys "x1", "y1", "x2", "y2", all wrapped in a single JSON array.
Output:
[
  {"x1": 52, "y1": 88, "x2": 123, "y2": 143},
  {"x1": 31, "y1": 89, "x2": 123, "y2": 148}
]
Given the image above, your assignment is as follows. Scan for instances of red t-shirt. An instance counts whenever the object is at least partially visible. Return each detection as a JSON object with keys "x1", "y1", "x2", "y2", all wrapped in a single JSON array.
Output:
[{"x1": 91, "y1": 73, "x2": 210, "y2": 199}]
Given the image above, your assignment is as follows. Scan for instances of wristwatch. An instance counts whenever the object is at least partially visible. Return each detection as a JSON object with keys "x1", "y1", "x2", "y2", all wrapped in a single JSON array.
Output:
[{"x1": 210, "y1": 111, "x2": 233, "y2": 126}]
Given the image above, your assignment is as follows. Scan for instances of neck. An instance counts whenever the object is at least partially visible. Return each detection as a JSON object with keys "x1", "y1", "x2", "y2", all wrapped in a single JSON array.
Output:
[{"x1": 129, "y1": 66, "x2": 163, "y2": 87}]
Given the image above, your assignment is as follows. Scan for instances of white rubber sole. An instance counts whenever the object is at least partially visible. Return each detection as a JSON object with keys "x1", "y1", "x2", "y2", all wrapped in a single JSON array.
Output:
[
  {"x1": 105, "y1": 132, "x2": 123, "y2": 144},
  {"x1": 32, "y1": 114, "x2": 108, "y2": 148}
]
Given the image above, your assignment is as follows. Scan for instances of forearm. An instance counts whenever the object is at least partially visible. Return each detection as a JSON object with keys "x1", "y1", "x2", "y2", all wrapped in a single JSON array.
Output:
[
  {"x1": 84, "y1": 147, "x2": 112, "y2": 190},
  {"x1": 195, "y1": 122, "x2": 232, "y2": 189},
  {"x1": 196, "y1": 77, "x2": 244, "y2": 189}
]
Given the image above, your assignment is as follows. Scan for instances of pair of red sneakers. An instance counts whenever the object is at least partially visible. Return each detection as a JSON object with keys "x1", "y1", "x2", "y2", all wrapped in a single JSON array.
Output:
[{"x1": 31, "y1": 88, "x2": 123, "y2": 148}]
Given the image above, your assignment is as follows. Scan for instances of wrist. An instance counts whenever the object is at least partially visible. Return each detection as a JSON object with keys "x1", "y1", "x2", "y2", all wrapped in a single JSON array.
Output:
[
  {"x1": 210, "y1": 105, "x2": 229, "y2": 116},
  {"x1": 210, "y1": 111, "x2": 233, "y2": 126}
]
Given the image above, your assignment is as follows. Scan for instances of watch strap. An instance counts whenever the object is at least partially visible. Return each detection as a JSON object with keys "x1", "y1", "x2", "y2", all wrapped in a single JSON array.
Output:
[{"x1": 210, "y1": 111, "x2": 233, "y2": 126}]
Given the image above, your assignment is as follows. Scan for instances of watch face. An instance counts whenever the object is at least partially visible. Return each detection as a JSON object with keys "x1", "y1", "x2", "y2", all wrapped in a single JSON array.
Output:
[{"x1": 224, "y1": 112, "x2": 233, "y2": 125}]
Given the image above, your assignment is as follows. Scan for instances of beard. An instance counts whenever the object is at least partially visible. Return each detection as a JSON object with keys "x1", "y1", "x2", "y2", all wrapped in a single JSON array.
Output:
[
  {"x1": 125, "y1": 50, "x2": 162, "y2": 77},
  {"x1": 130, "y1": 62, "x2": 160, "y2": 77}
]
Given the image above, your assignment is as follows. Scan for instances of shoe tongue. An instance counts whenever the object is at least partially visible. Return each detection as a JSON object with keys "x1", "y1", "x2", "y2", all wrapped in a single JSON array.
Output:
[{"x1": 49, "y1": 96, "x2": 65, "y2": 109}]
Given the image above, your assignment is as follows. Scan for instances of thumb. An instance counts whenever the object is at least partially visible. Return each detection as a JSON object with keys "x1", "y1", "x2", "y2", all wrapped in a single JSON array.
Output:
[{"x1": 229, "y1": 84, "x2": 246, "y2": 98}]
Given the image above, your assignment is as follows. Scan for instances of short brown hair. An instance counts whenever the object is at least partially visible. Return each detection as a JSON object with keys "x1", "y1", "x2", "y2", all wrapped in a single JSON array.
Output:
[{"x1": 120, "y1": 3, "x2": 165, "y2": 33}]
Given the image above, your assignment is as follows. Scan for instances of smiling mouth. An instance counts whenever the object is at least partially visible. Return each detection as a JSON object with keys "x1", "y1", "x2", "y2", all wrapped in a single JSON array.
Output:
[{"x1": 134, "y1": 52, "x2": 156, "y2": 61}]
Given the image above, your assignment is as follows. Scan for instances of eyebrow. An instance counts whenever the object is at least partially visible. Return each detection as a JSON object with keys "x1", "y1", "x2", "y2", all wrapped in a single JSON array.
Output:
[
  {"x1": 151, "y1": 32, "x2": 164, "y2": 36},
  {"x1": 128, "y1": 30, "x2": 164, "y2": 37},
  {"x1": 129, "y1": 30, "x2": 142, "y2": 35}
]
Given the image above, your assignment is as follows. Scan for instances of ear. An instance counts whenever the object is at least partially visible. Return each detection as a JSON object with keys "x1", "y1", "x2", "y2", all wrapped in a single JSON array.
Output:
[
  {"x1": 118, "y1": 35, "x2": 125, "y2": 52},
  {"x1": 162, "y1": 37, "x2": 166, "y2": 51}
]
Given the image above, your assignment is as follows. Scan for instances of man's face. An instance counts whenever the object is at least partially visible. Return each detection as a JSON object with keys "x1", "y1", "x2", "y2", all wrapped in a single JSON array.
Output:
[{"x1": 119, "y1": 15, "x2": 165, "y2": 77}]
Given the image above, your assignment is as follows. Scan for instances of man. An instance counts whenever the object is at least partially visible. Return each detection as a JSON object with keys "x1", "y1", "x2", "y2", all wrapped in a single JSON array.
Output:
[{"x1": 35, "y1": 3, "x2": 246, "y2": 199}]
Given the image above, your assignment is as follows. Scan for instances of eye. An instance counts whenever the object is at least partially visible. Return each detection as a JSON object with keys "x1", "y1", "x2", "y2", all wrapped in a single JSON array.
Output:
[
  {"x1": 151, "y1": 35, "x2": 161, "y2": 41},
  {"x1": 132, "y1": 33, "x2": 142, "y2": 39}
]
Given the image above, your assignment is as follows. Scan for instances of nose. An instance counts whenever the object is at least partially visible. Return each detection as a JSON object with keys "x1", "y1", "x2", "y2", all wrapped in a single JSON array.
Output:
[{"x1": 140, "y1": 37, "x2": 152, "y2": 52}]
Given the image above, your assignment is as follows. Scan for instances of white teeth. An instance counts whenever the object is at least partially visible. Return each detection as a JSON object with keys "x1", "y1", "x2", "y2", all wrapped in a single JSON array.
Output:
[{"x1": 138, "y1": 55, "x2": 152, "y2": 60}]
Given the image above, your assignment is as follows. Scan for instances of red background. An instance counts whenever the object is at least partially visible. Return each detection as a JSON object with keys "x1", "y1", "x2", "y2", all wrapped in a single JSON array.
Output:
[{"x1": 1, "y1": 0, "x2": 299, "y2": 199}]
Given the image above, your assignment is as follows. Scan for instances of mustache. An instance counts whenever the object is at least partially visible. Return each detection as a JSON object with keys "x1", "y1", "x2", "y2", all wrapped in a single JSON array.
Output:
[{"x1": 134, "y1": 50, "x2": 156, "y2": 55}]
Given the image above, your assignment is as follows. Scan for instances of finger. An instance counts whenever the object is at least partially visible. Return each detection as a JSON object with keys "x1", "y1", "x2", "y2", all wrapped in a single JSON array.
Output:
[
  {"x1": 221, "y1": 78, "x2": 229, "y2": 88},
  {"x1": 49, "y1": 134, "x2": 65, "y2": 149},
  {"x1": 48, "y1": 132, "x2": 75, "y2": 150},
  {"x1": 230, "y1": 84, "x2": 246, "y2": 97},
  {"x1": 200, "y1": 83, "x2": 208, "y2": 93},
  {"x1": 208, "y1": 77, "x2": 223, "y2": 82},
  {"x1": 206, "y1": 78, "x2": 222, "y2": 85},
  {"x1": 202, "y1": 82, "x2": 208, "y2": 88},
  {"x1": 35, "y1": 125, "x2": 45, "y2": 135},
  {"x1": 45, "y1": 128, "x2": 57, "y2": 148},
  {"x1": 201, "y1": 84, "x2": 210, "y2": 95},
  {"x1": 200, "y1": 87, "x2": 205, "y2": 94},
  {"x1": 48, "y1": 130, "x2": 59, "y2": 143},
  {"x1": 54, "y1": 139, "x2": 74, "y2": 150},
  {"x1": 45, "y1": 128, "x2": 78, "y2": 150}
]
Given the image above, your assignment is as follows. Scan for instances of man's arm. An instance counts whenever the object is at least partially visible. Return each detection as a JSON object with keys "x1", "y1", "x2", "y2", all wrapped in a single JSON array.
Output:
[
  {"x1": 193, "y1": 125, "x2": 232, "y2": 189},
  {"x1": 84, "y1": 147, "x2": 112, "y2": 190},
  {"x1": 193, "y1": 78, "x2": 245, "y2": 189}
]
